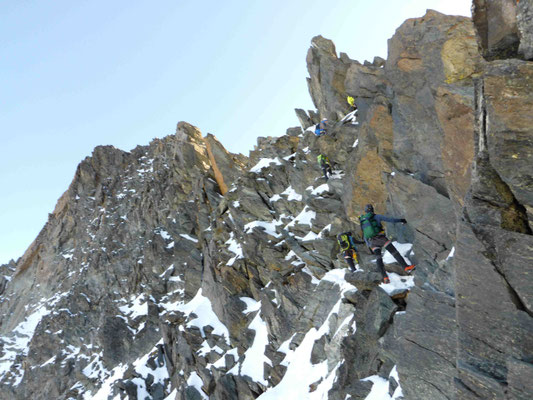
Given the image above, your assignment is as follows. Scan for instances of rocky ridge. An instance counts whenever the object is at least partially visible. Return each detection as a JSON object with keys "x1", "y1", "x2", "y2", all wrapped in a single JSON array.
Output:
[{"x1": 0, "y1": 4, "x2": 532, "y2": 400}]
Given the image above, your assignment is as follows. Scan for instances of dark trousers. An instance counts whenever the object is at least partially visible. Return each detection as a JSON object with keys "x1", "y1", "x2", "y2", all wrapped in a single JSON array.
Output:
[
  {"x1": 370, "y1": 235, "x2": 408, "y2": 278},
  {"x1": 343, "y1": 249, "x2": 357, "y2": 272},
  {"x1": 321, "y1": 166, "x2": 332, "y2": 180}
]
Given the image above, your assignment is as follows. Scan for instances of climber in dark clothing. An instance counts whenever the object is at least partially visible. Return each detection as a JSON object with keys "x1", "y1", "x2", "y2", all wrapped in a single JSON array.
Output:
[
  {"x1": 359, "y1": 204, "x2": 415, "y2": 283},
  {"x1": 337, "y1": 232, "x2": 361, "y2": 272},
  {"x1": 317, "y1": 154, "x2": 333, "y2": 180}
]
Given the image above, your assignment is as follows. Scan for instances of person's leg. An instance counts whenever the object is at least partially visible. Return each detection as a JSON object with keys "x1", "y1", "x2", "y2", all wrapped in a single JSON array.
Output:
[
  {"x1": 373, "y1": 248, "x2": 387, "y2": 279},
  {"x1": 322, "y1": 167, "x2": 329, "y2": 180},
  {"x1": 351, "y1": 248, "x2": 358, "y2": 265},
  {"x1": 345, "y1": 255, "x2": 355, "y2": 272},
  {"x1": 384, "y1": 242, "x2": 410, "y2": 269}
]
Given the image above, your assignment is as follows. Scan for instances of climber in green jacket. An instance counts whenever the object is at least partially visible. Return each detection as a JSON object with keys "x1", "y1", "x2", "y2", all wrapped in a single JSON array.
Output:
[
  {"x1": 347, "y1": 95, "x2": 357, "y2": 111},
  {"x1": 317, "y1": 154, "x2": 333, "y2": 181},
  {"x1": 359, "y1": 204, "x2": 415, "y2": 284}
]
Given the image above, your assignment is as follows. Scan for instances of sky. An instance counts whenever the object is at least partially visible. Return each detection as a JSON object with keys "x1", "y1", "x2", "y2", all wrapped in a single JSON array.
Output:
[{"x1": 0, "y1": 0, "x2": 471, "y2": 264}]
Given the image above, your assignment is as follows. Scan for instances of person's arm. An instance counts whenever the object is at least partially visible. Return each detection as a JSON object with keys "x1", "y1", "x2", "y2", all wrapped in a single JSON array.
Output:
[{"x1": 375, "y1": 214, "x2": 405, "y2": 224}]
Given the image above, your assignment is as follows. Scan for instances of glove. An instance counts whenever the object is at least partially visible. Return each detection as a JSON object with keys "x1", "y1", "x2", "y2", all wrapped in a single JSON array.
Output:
[{"x1": 400, "y1": 219, "x2": 407, "y2": 224}]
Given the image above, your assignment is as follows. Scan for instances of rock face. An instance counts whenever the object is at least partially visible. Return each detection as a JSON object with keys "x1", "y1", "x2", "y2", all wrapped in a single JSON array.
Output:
[
  {"x1": 473, "y1": 0, "x2": 533, "y2": 61},
  {"x1": 0, "y1": 4, "x2": 532, "y2": 400},
  {"x1": 454, "y1": 6, "x2": 533, "y2": 398}
]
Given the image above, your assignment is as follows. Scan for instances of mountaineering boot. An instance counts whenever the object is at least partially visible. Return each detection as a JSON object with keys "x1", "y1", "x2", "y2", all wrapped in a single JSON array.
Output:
[
  {"x1": 404, "y1": 264, "x2": 416, "y2": 273},
  {"x1": 383, "y1": 276, "x2": 390, "y2": 284}
]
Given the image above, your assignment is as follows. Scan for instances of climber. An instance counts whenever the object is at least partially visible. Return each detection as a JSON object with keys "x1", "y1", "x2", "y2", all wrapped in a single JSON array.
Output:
[
  {"x1": 359, "y1": 204, "x2": 415, "y2": 284},
  {"x1": 317, "y1": 154, "x2": 333, "y2": 181},
  {"x1": 347, "y1": 95, "x2": 357, "y2": 111},
  {"x1": 337, "y1": 231, "x2": 361, "y2": 272},
  {"x1": 314, "y1": 119, "x2": 328, "y2": 136}
]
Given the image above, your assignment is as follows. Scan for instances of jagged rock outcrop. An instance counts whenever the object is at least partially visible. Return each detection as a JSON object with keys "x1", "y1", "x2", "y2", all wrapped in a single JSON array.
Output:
[
  {"x1": 1, "y1": 3, "x2": 532, "y2": 400},
  {"x1": 473, "y1": 0, "x2": 533, "y2": 61}
]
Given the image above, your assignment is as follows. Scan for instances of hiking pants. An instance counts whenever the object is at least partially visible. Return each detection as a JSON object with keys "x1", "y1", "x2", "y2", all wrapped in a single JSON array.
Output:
[
  {"x1": 321, "y1": 165, "x2": 332, "y2": 180},
  {"x1": 343, "y1": 249, "x2": 357, "y2": 272},
  {"x1": 370, "y1": 235, "x2": 408, "y2": 278}
]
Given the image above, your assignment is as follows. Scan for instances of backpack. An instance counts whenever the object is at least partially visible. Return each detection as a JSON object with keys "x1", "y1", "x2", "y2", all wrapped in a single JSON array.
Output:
[
  {"x1": 359, "y1": 213, "x2": 382, "y2": 239},
  {"x1": 317, "y1": 154, "x2": 328, "y2": 167},
  {"x1": 337, "y1": 232, "x2": 354, "y2": 251}
]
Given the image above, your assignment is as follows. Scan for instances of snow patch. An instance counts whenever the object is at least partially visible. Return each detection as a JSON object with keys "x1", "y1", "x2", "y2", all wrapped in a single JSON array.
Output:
[
  {"x1": 382, "y1": 241, "x2": 412, "y2": 265},
  {"x1": 320, "y1": 268, "x2": 357, "y2": 296},
  {"x1": 300, "y1": 231, "x2": 319, "y2": 241},
  {"x1": 177, "y1": 289, "x2": 230, "y2": 345},
  {"x1": 281, "y1": 186, "x2": 303, "y2": 201},
  {"x1": 226, "y1": 233, "x2": 244, "y2": 266},
  {"x1": 158, "y1": 229, "x2": 171, "y2": 241},
  {"x1": 187, "y1": 371, "x2": 208, "y2": 400},
  {"x1": 180, "y1": 234, "x2": 198, "y2": 243},
  {"x1": 119, "y1": 294, "x2": 148, "y2": 320},
  {"x1": 239, "y1": 297, "x2": 261, "y2": 314},
  {"x1": 362, "y1": 365, "x2": 403, "y2": 399},
  {"x1": 446, "y1": 246, "x2": 455, "y2": 260},
  {"x1": 310, "y1": 184, "x2": 329, "y2": 196},
  {"x1": 250, "y1": 158, "x2": 282, "y2": 173},
  {"x1": 244, "y1": 219, "x2": 282, "y2": 238},
  {"x1": 379, "y1": 273, "x2": 414, "y2": 296},
  {"x1": 229, "y1": 309, "x2": 271, "y2": 385},
  {"x1": 285, "y1": 206, "x2": 316, "y2": 228}
]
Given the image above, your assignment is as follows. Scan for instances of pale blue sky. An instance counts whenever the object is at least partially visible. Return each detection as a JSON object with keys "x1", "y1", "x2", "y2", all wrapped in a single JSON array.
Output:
[{"x1": 0, "y1": 0, "x2": 471, "y2": 264}]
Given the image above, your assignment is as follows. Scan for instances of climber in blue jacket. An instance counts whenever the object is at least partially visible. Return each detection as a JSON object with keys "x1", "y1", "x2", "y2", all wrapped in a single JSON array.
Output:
[{"x1": 314, "y1": 119, "x2": 328, "y2": 136}]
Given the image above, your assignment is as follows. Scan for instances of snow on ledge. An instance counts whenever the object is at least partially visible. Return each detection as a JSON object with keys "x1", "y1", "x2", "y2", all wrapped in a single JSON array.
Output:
[
  {"x1": 281, "y1": 186, "x2": 303, "y2": 201},
  {"x1": 187, "y1": 371, "x2": 208, "y2": 400},
  {"x1": 244, "y1": 220, "x2": 282, "y2": 238},
  {"x1": 379, "y1": 272, "x2": 414, "y2": 296},
  {"x1": 362, "y1": 365, "x2": 403, "y2": 399},
  {"x1": 180, "y1": 233, "x2": 199, "y2": 243},
  {"x1": 310, "y1": 184, "x2": 329, "y2": 196},
  {"x1": 233, "y1": 310, "x2": 272, "y2": 386},
  {"x1": 383, "y1": 241, "x2": 412, "y2": 265},
  {"x1": 285, "y1": 206, "x2": 316, "y2": 229},
  {"x1": 250, "y1": 157, "x2": 282, "y2": 173},
  {"x1": 177, "y1": 289, "x2": 230, "y2": 345},
  {"x1": 239, "y1": 297, "x2": 261, "y2": 314},
  {"x1": 446, "y1": 246, "x2": 455, "y2": 260}
]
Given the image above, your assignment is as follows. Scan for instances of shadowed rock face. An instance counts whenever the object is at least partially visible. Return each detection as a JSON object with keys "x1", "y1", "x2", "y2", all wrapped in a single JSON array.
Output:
[
  {"x1": 453, "y1": 7, "x2": 533, "y2": 398},
  {"x1": 0, "y1": 5, "x2": 532, "y2": 400},
  {"x1": 473, "y1": 0, "x2": 533, "y2": 61},
  {"x1": 472, "y1": 0, "x2": 520, "y2": 60}
]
